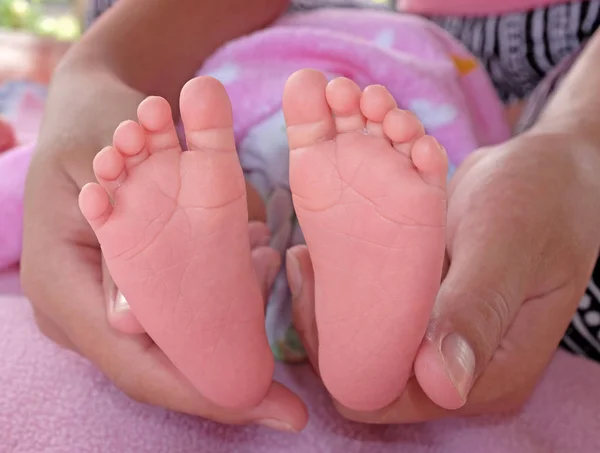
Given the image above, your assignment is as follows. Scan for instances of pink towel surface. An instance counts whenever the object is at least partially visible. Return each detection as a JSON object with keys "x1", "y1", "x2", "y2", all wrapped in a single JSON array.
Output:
[{"x1": 1, "y1": 270, "x2": 599, "y2": 452}]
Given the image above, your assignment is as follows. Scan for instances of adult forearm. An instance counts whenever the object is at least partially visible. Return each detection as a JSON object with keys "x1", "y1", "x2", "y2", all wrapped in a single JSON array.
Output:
[
  {"x1": 78, "y1": 0, "x2": 289, "y2": 108},
  {"x1": 532, "y1": 29, "x2": 600, "y2": 144},
  {"x1": 35, "y1": 59, "x2": 146, "y2": 175}
]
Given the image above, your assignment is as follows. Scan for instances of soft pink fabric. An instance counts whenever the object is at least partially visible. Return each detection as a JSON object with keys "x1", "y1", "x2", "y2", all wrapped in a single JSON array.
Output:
[
  {"x1": 0, "y1": 144, "x2": 34, "y2": 269},
  {"x1": 1, "y1": 270, "x2": 599, "y2": 452},
  {"x1": 399, "y1": 0, "x2": 573, "y2": 16}
]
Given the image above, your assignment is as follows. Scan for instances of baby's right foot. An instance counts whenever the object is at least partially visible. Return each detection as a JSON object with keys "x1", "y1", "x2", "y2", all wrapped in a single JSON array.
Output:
[
  {"x1": 283, "y1": 70, "x2": 447, "y2": 411},
  {"x1": 79, "y1": 77, "x2": 274, "y2": 409}
]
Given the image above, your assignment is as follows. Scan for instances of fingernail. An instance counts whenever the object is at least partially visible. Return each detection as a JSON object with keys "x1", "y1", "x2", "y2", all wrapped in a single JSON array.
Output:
[
  {"x1": 256, "y1": 419, "x2": 297, "y2": 433},
  {"x1": 286, "y1": 250, "x2": 303, "y2": 300},
  {"x1": 440, "y1": 333, "x2": 476, "y2": 402},
  {"x1": 113, "y1": 290, "x2": 131, "y2": 313}
]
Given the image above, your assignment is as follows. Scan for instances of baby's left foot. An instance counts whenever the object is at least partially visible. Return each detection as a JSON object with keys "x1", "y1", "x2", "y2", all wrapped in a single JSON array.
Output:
[{"x1": 283, "y1": 70, "x2": 447, "y2": 411}]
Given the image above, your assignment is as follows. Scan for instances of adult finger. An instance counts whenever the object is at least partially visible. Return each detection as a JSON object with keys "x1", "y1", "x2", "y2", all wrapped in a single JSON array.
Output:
[{"x1": 413, "y1": 247, "x2": 528, "y2": 409}]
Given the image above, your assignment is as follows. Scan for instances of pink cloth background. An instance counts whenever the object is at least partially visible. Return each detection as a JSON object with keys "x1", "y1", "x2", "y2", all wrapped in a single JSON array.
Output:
[{"x1": 2, "y1": 270, "x2": 600, "y2": 452}]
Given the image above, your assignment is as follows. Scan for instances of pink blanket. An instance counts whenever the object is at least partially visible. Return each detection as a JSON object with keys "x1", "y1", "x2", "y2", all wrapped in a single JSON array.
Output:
[{"x1": 1, "y1": 271, "x2": 600, "y2": 452}]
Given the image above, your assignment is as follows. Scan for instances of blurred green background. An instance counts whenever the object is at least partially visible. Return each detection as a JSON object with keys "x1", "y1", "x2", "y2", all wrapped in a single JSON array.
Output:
[{"x1": 0, "y1": 0, "x2": 80, "y2": 40}]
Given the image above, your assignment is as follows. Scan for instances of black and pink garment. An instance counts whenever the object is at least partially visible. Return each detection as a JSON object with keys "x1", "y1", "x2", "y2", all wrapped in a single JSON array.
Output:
[{"x1": 430, "y1": 1, "x2": 600, "y2": 102}]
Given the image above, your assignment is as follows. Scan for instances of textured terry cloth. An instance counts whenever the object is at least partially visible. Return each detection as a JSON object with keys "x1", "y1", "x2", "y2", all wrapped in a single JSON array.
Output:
[
  {"x1": 1, "y1": 270, "x2": 600, "y2": 452},
  {"x1": 196, "y1": 8, "x2": 510, "y2": 360}
]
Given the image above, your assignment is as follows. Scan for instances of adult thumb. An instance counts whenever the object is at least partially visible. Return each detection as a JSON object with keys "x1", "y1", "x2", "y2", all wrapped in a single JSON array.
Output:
[{"x1": 413, "y1": 246, "x2": 530, "y2": 411}]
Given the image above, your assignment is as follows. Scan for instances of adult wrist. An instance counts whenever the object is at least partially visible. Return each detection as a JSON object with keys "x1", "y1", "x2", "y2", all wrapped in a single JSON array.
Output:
[
  {"x1": 505, "y1": 129, "x2": 600, "y2": 213},
  {"x1": 37, "y1": 63, "x2": 144, "y2": 166}
]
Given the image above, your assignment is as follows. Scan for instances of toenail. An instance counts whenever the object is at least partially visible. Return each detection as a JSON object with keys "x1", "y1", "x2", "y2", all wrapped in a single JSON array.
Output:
[
  {"x1": 113, "y1": 290, "x2": 131, "y2": 313},
  {"x1": 256, "y1": 419, "x2": 297, "y2": 433},
  {"x1": 286, "y1": 251, "x2": 303, "y2": 300}
]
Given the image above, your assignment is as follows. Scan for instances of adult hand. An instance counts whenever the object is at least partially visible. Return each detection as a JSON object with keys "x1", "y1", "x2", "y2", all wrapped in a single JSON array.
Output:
[
  {"x1": 289, "y1": 131, "x2": 600, "y2": 422},
  {"x1": 21, "y1": 146, "x2": 307, "y2": 432}
]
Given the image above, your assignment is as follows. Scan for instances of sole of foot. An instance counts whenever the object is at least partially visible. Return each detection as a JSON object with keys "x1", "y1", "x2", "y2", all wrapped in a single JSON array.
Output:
[
  {"x1": 283, "y1": 69, "x2": 447, "y2": 411},
  {"x1": 79, "y1": 77, "x2": 274, "y2": 409}
]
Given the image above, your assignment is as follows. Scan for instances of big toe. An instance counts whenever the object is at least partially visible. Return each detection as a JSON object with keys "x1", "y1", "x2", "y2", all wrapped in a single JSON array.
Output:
[
  {"x1": 180, "y1": 77, "x2": 233, "y2": 128},
  {"x1": 283, "y1": 69, "x2": 335, "y2": 150},
  {"x1": 180, "y1": 76, "x2": 236, "y2": 152}
]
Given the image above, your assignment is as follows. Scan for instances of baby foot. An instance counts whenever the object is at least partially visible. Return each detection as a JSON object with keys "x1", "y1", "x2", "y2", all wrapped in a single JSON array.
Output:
[
  {"x1": 79, "y1": 77, "x2": 274, "y2": 409},
  {"x1": 283, "y1": 70, "x2": 447, "y2": 411}
]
